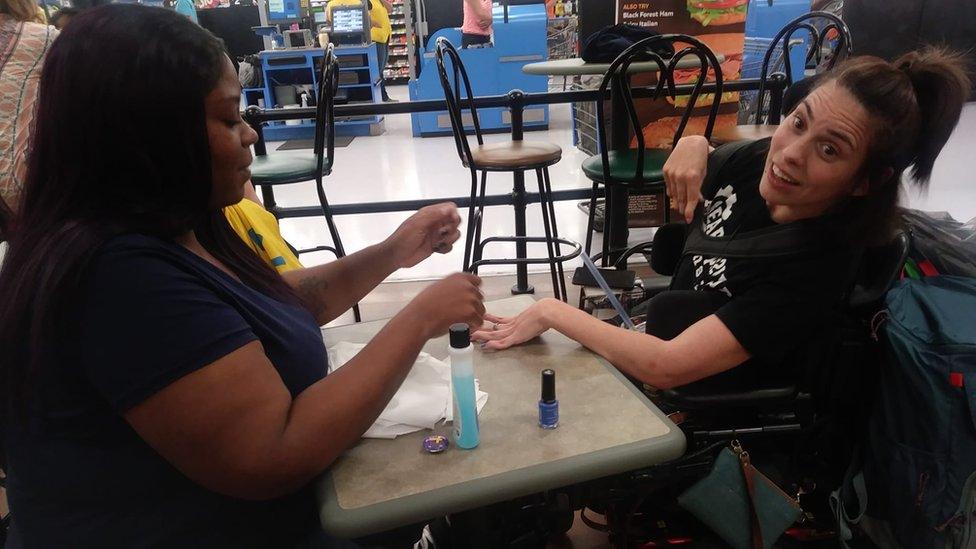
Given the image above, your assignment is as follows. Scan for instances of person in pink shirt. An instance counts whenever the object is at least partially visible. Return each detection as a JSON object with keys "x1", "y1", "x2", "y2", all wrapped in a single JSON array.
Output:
[{"x1": 461, "y1": 0, "x2": 492, "y2": 48}]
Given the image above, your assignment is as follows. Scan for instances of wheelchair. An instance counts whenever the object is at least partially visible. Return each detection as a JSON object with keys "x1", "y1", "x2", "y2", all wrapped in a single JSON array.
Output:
[{"x1": 566, "y1": 227, "x2": 911, "y2": 548}]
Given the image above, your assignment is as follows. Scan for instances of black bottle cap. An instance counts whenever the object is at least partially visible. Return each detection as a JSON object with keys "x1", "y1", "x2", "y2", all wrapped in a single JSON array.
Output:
[
  {"x1": 541, "y1": 369, "x2": 556, "y2": 402},
  {"x1": 449, "y1": 324, "x2": 470, "y2": 349}
]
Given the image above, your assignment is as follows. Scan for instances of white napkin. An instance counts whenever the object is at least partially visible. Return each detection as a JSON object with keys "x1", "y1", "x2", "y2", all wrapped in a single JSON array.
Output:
[{"x1": 326, "y1": 341, "x2": 488, "y2": 439}]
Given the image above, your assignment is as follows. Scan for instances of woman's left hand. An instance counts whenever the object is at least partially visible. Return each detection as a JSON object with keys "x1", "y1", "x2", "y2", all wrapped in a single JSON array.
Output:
[
  {"x1": 387, "y1": 203, "x2": 462, "y2": 268},
  {"x1": 471, "y1": 299, "x2": 557, "y2": 350}
]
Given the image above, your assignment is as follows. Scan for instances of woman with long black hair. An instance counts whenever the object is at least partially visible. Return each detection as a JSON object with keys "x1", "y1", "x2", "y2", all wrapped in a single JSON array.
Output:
[{"x1": 0, "y1": 5, "x2": 483, "y2": 547}]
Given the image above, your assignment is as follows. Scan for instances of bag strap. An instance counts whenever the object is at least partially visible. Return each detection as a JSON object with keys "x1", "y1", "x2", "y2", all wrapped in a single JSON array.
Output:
[
  {"x1": 734, "y1": 441, "x2": 765, "y2": 549},
  {"x1": 683, "y1": 219, "x2": 826, "y2": 259}
]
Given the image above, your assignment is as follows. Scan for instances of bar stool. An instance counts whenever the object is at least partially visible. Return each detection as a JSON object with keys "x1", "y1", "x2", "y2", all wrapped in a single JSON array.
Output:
[
  {"x1": 579, "y1": 34, "x2": 725, "y2": 287},
  {"x1": 434, "y1": 38, "x2": 580, "y2": 301},
  {"x1": 246, "y1": 45, "x2": 361, "y2": 323},
  {"x1": 711, "y1": 11, "x2": 852, "y2": 145}
]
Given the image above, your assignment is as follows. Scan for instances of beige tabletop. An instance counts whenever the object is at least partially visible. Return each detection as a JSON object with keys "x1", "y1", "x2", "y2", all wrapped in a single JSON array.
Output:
[
  {"x1": 710, "y1": 123, "x2": 779, "y2": 145},
  {"x1": 317, "y1": 296, "x2": 685, "y2": 538},
  {"x1": 522, "y1": 55, "x2": 725, "y2": 76}
]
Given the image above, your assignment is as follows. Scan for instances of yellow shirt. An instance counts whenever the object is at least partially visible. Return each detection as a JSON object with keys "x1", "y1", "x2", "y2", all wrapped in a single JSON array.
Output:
[
  {"x1": 368, "y1": 0, "x2": 391, "y2": 44},
  {"x1": 224, "y1": 199, "x2": 303, "y2": 273},
  {"x1": 327, "y1": 0, "x2": 390, "y2": 44}
]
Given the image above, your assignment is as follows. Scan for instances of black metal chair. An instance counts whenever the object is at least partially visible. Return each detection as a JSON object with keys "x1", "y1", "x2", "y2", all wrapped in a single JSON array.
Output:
[
  {"x1": 711, "y1": 11, "x2": 853, "y2": 144},
  {"x1": 246, "y1": 45, "x2": 360, "y2": 322},
  {"x1": 434, "y1": 37, "x2": 580, "y2": 301},
  {"x1": 577, "y1": 34, "x2": 724, "y2": 306}
]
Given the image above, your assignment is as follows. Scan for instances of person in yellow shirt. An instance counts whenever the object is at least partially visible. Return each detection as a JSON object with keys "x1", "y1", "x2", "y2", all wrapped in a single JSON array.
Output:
[
  {"x1": 327, "y1": 0, "x2": 395, "y2": 101},
  {"x1": 224, "y1": 183, "x2": 303, "y2": 273}
]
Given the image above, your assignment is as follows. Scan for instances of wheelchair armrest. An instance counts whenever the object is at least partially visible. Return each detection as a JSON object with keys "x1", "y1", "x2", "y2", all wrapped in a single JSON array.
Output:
[
  {"x1": 658, "y1": 385, "x2": 797, "y2": 410},
  {"x1": 641, "y1": 275, "x2": 671, "y2": 298}
]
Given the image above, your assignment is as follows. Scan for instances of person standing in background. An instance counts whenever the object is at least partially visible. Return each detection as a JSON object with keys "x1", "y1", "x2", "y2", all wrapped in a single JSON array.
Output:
[
  {"x1": 0, "y1": 0, "x2": 57, "y2": 215},
  {"x1": 461, "y1": 0, "x2": 491, "y2": 48},
  {"x1": 369, "y1": 0, "x2": 394, "y2": 102}
]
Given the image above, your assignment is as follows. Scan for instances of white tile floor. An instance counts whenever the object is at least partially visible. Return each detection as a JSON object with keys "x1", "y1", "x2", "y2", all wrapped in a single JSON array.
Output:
[{"x1": 268, "y1": 87, "x2": 976, "y2": 282}]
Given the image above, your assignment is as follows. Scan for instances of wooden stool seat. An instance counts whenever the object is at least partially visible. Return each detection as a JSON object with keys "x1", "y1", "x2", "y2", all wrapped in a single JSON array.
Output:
[{"x1": 470, "y1": 141, "x2": 562, "y2": 170}]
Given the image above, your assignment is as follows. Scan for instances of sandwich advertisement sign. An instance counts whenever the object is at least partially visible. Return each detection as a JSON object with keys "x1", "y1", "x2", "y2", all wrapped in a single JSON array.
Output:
[{"x1": 614, "y1": 0, "x2": 748, "y2": 149}]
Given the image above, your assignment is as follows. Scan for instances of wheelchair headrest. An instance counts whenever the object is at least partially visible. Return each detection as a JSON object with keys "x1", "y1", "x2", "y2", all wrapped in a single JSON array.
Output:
[{"x1": 848, "y1": 230, "x2": 911, "y2": 310}]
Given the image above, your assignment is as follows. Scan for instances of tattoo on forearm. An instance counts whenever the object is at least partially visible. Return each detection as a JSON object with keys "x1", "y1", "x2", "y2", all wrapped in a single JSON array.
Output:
[{"x1": 297, "y1": 276, "x2": 328, "y2": 318}]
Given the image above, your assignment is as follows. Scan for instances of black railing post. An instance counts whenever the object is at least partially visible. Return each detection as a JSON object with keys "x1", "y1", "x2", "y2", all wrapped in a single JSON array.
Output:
[
  {"x1": 507, "y1": 89, "x2": 533, "y2": 295},
  {"x1": 244, "y1": 106, "x2": 278, "y2": 216},
  {"x1": 766, "y1": 72, "x2": 788, "y2": 124},
  {"x1": 244, "y1": 106, "x2": 268, "y2": 157}
]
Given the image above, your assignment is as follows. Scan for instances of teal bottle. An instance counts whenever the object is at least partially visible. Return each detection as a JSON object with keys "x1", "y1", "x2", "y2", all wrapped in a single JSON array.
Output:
[{"x1": 449, "y1": 324, "x2": 480, "y2": 449}]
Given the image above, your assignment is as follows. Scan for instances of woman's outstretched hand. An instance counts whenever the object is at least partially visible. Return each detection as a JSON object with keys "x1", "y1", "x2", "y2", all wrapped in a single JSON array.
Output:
[
  {"x1": 471, "y1": 299, "x2": 560, "y2": 350},
  {"x1": 387, "y1": 203, "x2": 462, "y2": 269}
]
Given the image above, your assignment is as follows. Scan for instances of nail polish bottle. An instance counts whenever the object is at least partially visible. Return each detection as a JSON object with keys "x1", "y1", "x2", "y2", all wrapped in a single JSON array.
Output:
[
  {"x1": 450, "y1": 324, "x2": 480, "y2": 449},
  {"x1": 539, "y1": 369, "x2": 559, "y2": 429}
]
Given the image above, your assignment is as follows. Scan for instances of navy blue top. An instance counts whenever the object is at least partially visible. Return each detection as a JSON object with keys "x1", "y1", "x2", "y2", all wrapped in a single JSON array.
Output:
[{"x1": 4, "y1": 234, "x2": 329, "y2": 548}]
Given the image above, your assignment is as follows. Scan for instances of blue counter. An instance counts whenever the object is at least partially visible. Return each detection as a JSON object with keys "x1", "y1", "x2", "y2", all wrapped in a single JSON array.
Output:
[{"x1": 409, "y1": 3, "x2": 550, "y2": 137}]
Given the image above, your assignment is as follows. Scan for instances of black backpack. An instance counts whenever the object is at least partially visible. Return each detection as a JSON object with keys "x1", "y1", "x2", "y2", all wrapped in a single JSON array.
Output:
[{"x1": 581, "y1": 24, "x2": 675, "y2": 64}]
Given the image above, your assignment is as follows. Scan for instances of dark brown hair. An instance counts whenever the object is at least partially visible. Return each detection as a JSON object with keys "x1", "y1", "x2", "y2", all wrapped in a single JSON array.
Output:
[
  {"x1": 0, "y1": 5, "x2": 299, "y2": 432},
  {"x1": 815, "y1": 48, "x2": 971, "y2": 244}
]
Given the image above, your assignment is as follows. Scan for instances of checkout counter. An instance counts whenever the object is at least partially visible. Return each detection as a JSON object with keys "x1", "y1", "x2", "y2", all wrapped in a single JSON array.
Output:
[
  {"x1": 409, "y1": 1, "x2": 549, "y2": 137},
  {"x1": 244, "y1": 0, "x2": 386, "y2": 141}
]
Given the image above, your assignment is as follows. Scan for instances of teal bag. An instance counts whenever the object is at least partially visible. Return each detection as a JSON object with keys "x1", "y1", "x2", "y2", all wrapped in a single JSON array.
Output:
[
  {"x1": 834, "y1": 276, "x2": 976, "y2": 548},
  {"x1": 678, "y1": 442, "x2": 802, "y2": 549}
]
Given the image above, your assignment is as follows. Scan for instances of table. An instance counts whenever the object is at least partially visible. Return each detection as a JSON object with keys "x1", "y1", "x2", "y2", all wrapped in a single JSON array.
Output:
[
  {"x1": 317, "y1": 296, "x2": 686, "y2": 538},
  {"x1": 524, "y1": 56, "x2": 724, "y2": 263}
]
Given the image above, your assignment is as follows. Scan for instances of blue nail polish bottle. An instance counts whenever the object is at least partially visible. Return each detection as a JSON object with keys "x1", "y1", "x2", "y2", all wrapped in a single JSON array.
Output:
[{"x1": 539, "y1": 369, "x2": 558, "y2": 429}]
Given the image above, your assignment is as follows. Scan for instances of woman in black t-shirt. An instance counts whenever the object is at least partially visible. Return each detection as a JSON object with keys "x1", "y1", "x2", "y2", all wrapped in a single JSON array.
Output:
[{"x1": 473, "y1": 49, "x2": 970, "y2": 392}]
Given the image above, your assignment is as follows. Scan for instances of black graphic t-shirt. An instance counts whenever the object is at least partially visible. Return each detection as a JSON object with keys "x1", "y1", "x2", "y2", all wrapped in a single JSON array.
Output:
[{"x1": 667, "y1": 138, "x2": 855, "y2": 390}]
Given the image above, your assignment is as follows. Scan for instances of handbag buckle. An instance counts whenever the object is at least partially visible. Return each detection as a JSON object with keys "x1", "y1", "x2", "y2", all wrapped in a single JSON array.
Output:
[{"x1": 731, "y1": 438, "x2": 751, "y2": 465}]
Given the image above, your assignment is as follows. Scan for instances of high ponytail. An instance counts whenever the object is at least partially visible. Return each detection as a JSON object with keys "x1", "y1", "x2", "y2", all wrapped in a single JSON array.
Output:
[
  {"x1": 813, "y1": 47, "x2": 971, "y2": 244},
  {"x1": 895, "y1": 48, "x2": 971, "y2": 182}
]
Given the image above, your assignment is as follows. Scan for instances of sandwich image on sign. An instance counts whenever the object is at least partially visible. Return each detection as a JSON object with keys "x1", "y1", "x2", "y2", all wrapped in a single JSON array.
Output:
[
  {"x1": 630, "y1": 32, "x2": 744, "y2": 149},
  {"x1": 666, "y1": 33, "x2": 743, "y2": 108},
  {"x1": 632, "y1": 113, "x2": 739, "y2": 149},
  {"x1": 687, "y1": 0, "x2": 748, "y2": 27}
]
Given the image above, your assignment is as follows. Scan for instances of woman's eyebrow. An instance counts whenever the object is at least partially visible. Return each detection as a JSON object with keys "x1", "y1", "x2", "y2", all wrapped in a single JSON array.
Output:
[{"x1": 827, "y1": 128, "x2": 857, "y2": 149}]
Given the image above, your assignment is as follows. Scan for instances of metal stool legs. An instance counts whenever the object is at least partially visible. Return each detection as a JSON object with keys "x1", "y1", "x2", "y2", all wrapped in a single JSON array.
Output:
[
  {"x1": 467, "y1": 169, "x2": 577, "y2": 302},
  {"x1": 463, "y1": 170, "x2": 489, "y2": 272},
  {"x1": 535, "y1": 168, "x2": 568, "y2": 301},
  {"x1": 315, "y1": 175, "x2": 362, "y2": 323}
]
